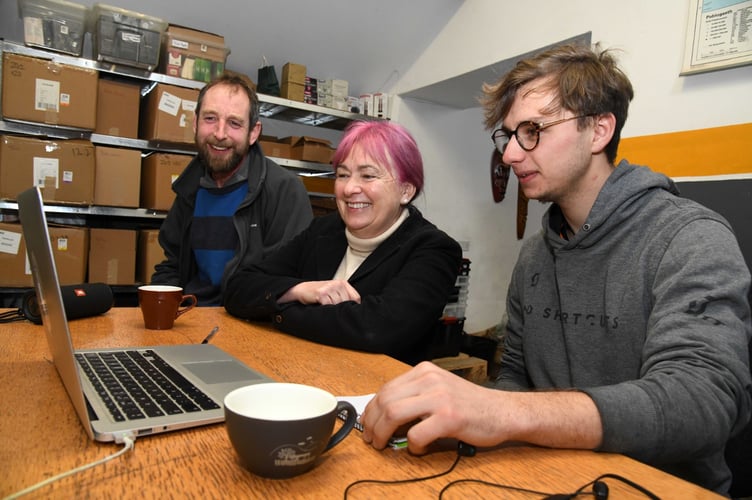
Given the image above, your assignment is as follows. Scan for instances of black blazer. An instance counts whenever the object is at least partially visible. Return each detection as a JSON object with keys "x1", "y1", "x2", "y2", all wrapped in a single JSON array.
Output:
[{"x1": 224, "y1": 206, "x2": 462, "y2": 364}]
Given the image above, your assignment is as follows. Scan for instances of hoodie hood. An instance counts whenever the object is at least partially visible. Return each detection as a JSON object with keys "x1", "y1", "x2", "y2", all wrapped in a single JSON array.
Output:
[{"x1": 543, "y1": 160, "x2": 681, "y2": 250}]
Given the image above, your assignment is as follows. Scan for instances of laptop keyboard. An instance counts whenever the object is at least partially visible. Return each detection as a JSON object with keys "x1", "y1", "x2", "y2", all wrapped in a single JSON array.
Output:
[{"x1": 75, "y1": 350, "x2": 220, "y2": 422}]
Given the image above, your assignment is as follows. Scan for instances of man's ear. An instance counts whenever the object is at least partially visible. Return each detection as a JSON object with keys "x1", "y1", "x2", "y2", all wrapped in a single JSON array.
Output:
[
  {"x1": 591, "y1": 113, "x2": 616, "y2": 155},
  {"x1": 249, "y1": 121, "x2": 262, "y2": 145}
]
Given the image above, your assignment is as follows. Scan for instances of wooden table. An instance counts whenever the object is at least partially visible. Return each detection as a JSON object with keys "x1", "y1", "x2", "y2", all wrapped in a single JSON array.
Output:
[{"x1": 0, "y1": 307, "x2": 719, "y2": 499}]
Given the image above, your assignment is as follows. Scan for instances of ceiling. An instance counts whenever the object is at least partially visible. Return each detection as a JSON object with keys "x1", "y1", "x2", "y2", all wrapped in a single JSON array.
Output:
[
  {"x1": 401, "y1": 32, "x2": 593, "y2": 109},
  {"x1": 0, "y1": 0, "x2": 464, "y2": 99},
  {"x1": 0, "y1": 2, "x2": 592, "y2": 110}
]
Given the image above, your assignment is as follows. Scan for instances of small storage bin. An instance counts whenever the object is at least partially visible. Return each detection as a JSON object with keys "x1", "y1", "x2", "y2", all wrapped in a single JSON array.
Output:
[
  {"x1": 18, "y1": 0, "x2": 87, "y2": 56},
  {"x1": 88, "y1": 3, "x2": 166, "y2": 71}
]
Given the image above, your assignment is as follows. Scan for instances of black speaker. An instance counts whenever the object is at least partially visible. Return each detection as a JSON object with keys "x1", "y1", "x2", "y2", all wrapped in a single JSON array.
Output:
[{"x1": 22, "y1": 283, "x2": 114, "y2": 325}]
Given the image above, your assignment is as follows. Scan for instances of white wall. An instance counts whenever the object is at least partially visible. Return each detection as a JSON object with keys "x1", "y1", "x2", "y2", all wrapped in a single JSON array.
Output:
[{"x1": 396, "y1": 0, "x2": 752, "y2": 332}]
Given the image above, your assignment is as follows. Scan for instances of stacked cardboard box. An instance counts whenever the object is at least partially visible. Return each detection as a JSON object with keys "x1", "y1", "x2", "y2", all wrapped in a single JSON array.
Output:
[
  {"x1": 0, "y1": 222, "x2": 88, "y2": 287},
  {"x1": 1, "y1": 52, "x2": 97, "y2": 129},
  {"x1": 88, "y1": 228, "x2": 136, "y2": 285},
  {"x1": 303, "y1": 76, "x2": 318, "y2": 105},
  {"x1": 140, "y1": 83, "x2": 199, "y2": 145},
  {"x1": 318, "y1": 79, "x2": 349, "y2": 112},
  {"x1": 0, "y1": 135, "x2": 95, "y2": 205},
  {"x1": 141, "y1": 153, "x2": 193, "y2": 211},
  {"x1": 95, "y1": 78, "x2": 140, "y2": 138},
  {"x1": 160, "y1": 25, "x2": 230, "y2": 83},
  {"x1": 94, "y1": 146, "x2": 142, "y2": 208},
  {"x1": 137, "y1": 229, "x2": 165, "y2": 284},
  {"x1": 257, "y1": 135, "x2": 292, "y2": 159},
  {"x1": 290, "y1": 136, "x2": 334, "y2": 164},
  {"x1": 281, "y1": 62, "x2": 306, "y2": 102}
]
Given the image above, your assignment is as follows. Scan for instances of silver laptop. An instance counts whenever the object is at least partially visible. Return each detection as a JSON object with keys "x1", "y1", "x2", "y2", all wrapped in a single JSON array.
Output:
[{"x1": 17, "y1": 186, "x2": 271, "y2": 443}]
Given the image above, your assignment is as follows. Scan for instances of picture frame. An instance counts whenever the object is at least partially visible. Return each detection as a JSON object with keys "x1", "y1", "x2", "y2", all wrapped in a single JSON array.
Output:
[{"x1": 680, "y1": 0, "x2": 752, "y2": 75}]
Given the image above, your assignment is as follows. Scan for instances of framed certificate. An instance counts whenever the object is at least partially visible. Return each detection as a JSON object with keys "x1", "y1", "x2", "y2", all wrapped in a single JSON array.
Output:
[{"x1": 681, "y1": 0, "x2": 752, "y2": 75}]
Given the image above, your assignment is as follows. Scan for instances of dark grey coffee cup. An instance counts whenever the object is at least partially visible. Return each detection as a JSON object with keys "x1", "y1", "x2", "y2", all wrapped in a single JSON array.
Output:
[{"x1": 224, "y1": 383, "x2": 357, "y2": 479}]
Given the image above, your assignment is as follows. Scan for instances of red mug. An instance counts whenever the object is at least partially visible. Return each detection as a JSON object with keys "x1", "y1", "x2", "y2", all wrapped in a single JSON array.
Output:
[{"x1": 138, "y1": 285, "x2": 197, "y2": 330}]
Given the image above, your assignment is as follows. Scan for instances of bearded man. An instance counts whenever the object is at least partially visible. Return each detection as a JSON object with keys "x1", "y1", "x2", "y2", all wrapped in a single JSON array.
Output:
[{"x1": 152, "y1": 74, "x2": 313, "y2": 305}]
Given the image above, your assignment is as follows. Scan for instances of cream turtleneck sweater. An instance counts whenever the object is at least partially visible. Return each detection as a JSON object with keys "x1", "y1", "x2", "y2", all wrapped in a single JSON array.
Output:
[{"x1": 333, "y1": 208, "x2": 409, "y2": 280}]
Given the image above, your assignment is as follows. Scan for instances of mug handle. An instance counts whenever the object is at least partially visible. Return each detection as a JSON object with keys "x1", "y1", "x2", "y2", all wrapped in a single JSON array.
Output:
[
  {"x1": 176, "y1": 294, "x2": 198, "y2": 318},
  {"x1": 324, "y1": 401, "x2": 357, "y2": 452}
]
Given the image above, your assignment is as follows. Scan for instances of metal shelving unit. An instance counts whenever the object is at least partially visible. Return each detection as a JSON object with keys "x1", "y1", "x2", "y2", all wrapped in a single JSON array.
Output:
[
  {"x1": 0, "y1": 38, "x2": 374, "y2": 306},
  {"x1": 0, "y1": 39, "x2": 369, "y2": 221}
]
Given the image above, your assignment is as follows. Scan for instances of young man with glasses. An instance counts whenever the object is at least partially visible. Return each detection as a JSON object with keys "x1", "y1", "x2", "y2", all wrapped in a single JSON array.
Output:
[{"x1": 360, "y1": 42, "x2": 751, "y2": 495}]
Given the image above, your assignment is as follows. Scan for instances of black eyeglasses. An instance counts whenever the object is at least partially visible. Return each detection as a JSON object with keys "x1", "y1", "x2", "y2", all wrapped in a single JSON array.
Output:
[{"x1": 491, "y1": 115, "x2": 593, "y2": 154}]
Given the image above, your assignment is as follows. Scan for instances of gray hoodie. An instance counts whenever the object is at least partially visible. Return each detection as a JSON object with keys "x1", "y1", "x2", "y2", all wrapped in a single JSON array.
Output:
[{"x1": 497, "y1": 160, "x2": 752, "y2": 493}]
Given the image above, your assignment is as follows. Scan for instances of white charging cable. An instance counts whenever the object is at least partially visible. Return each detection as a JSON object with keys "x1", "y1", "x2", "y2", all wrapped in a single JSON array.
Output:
[{"x1": 4, "y1": 435, "x2": 135, "y2": 499}]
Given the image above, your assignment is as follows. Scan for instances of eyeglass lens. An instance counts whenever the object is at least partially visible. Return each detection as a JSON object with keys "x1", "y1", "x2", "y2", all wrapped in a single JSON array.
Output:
[{"x1": 493, "y1": 122, "x2": 538, "y2": 154}]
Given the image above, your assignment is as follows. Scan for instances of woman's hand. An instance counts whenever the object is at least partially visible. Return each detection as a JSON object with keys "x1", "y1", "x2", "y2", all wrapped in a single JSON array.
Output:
[{"x1": 278, "y1": 280, "x2": 361, "y2": 305}]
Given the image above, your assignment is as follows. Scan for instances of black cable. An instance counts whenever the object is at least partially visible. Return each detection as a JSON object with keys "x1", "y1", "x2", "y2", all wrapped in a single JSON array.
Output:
[
  {"x1": 438, "y1": 478, "x2": 557, "y2": 498},
  {"x1": 343, "y1": 440, "x2": 659, "y2": 500},
  {"x1": 0, "y1": 308, "x2": 27, "y2": 323},
  {"x1": 571, "y1": 474, "x2": 661, "y2": 500},
  {"x1": 343, "y1": 453, "x2": 462, "y2": 499}
]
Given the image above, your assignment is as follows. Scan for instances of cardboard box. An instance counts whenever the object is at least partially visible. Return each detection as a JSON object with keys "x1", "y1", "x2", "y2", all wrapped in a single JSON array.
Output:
[
  {"x1": 282, "y1": 62, "x2": 306, "y2": 84},
  {"x1": 0, "y1": 135, "x2": 95, "y2": 205},
  {"x1": 19, "y1": 0, "x2": 87, "y2": 56},
  {"x1": 1, "y1": 52, "x2": 98, "y2": 129},
  {"x1": 300, "y1": 175, "x2": 334, "y2": 195},
  {"x1": 94, "y1": 146, "x2": 142, "y2": 207},
  {"x1": 140, "y1": 83, "x2": 199, "y2": 144},
  {"x1": 137, "y1": 228, "x2": 165, "y2": 283},
  {"x1": 161, "y1": 25, "x2": 229, "y2": 83},
  {"x1": 319, "y1": 94, "x2": 348, "y2": 111},
  {"x1": 319, "y1": 79, "x2": 349, "y2": 97},
  {"x1": 290, "y1": 136, "x2": 334, "y2": 163},
  {"x1": 281, "y1": 81, "x2": 305, "y2": 102},
  {"x1": 95, "y1": 78, "x2": 140, "y2": 138},
  {"x1": 257, "y1": 135, "x2": 291, "y2": 159},
  {"x1": 88, "y1": 228, "x2": 136, "y2": 285},
  {"x1": 0, "y1": 222, "x2": 88, "y2": 287},
  {"x1": 88, "y1": 3, "x2": 166, "y2": 71},
  {"x1": 141, "y1": 153, "x2": 193, "y2": 211}
]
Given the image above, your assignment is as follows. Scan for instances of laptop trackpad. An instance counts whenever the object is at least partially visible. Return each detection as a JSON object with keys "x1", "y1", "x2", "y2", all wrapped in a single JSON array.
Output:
[{"x1": 183, "y1": 360, "x2": 264, "y2": 384}]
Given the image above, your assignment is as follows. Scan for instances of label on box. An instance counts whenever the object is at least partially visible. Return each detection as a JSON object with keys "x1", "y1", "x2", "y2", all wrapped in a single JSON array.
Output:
[
  {"x1": 33, "y1": 157, "x2": 59, "y2": 189},
  {"x1": 158, "y1": 91, "x2": 182, "y2": 116},
  {"x1": 172, "y1": 39, "x2": 190, "y2": 49},
  {"x1": 0, "y1": 230, "x2": 22, "y2": 255},
  {"x1": 56, "y1": 237, "x2": 69, "y2": 251},
  {"x1": 35, "y1": 79, "x2": 60, "y2": 112},
  {"x1": 60, "y1": 93, "x2": 71, "y2": 107},
  {"x1": 63, "y1": 170, "x2": 74, "y2": 183}
]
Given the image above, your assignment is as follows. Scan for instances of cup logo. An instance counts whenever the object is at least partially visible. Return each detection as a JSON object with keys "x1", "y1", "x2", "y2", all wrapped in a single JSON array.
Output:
[{"x1": 272, "y1": 436, "x2": 320, "y2": 467}]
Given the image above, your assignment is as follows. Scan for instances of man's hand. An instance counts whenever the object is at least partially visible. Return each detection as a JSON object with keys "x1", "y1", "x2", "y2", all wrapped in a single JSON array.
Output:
[{"x1": 360, "y1": 361, "x2": 603, "y2": 455}]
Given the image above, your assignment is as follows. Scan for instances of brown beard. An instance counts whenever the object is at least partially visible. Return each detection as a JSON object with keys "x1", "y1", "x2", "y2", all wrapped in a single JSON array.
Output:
[{"x1": 196, "y1": 141, "x2": 246, "y2": 174}]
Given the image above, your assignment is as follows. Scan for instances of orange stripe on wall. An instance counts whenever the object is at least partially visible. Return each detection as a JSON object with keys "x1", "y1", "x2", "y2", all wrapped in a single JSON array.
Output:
[{"x1": 617, "y1": 123, "x2": 751, "y2": 178}]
